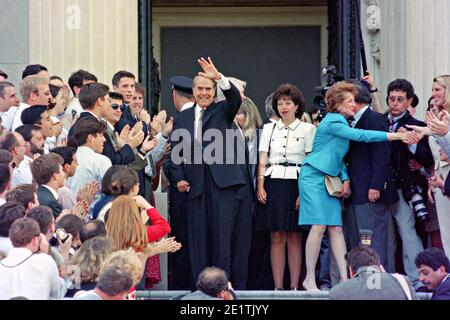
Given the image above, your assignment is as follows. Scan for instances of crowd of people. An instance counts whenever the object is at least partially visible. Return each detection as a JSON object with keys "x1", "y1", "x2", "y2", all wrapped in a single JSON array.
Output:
[{"x1": 0, "y1": 58, "x2": 450, "y2": 300}]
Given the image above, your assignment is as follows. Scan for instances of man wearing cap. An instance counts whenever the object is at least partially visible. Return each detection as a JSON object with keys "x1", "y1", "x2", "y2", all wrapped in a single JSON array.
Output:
[
  {"x1": 169, "y1": 57, "x2": 246, "y2": 287},
  {"x1": 170, "y1": 75, "x2": 195, "y2": 113},
  {"x1": 165, "y1": 75, "x2": 195, "y2": 289},
  {"x1": 344, "y1": 80, "x2": 397, "y2": 272}
]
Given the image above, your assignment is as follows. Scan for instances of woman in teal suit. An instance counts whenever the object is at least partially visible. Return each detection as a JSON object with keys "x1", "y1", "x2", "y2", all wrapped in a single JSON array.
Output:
[{"x1": 299, "y1": 81, "x2": 416, "y2": 291}]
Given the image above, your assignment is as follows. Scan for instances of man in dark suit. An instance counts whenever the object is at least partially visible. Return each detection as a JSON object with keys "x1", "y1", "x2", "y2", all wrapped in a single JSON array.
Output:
[
  {"x1": 30, "y1": 153, "x2": 66, "y2": 218},
  {"x1": 385, "y1": 79, "x2": 434, "y2": 288},
  {"x1": 169, "y1": 57, "x2": 247, "y2": 285},
  {"x1": 164, "y1": 75, "x2": 195, "y2": 290},
  {"x1": 344, "y1": 80, "x2": 398, "y2": 271},
  {"x1": 416, "y1": 248, "x2": 450, "y2": 300}
]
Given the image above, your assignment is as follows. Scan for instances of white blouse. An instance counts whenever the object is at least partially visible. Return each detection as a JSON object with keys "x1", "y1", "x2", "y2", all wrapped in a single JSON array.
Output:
[{"x1": 259, "y1": 119, "x2": 316, "y2": 179}]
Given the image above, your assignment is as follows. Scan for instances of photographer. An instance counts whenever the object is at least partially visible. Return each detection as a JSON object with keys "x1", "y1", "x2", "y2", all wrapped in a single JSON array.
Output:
[{"x1": 385, "y1": 79, "x2": 434, "y2": 290}]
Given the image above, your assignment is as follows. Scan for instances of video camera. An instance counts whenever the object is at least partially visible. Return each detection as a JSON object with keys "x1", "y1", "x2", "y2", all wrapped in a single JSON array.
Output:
[{"x1": 312, "y1": 65, "x2": 338, "y2": 123}]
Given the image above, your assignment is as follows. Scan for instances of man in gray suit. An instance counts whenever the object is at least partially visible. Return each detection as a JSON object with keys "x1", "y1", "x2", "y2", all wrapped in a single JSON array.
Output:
[{"x1": 329, "y1": 246, "x2": 417, "y2": 300}]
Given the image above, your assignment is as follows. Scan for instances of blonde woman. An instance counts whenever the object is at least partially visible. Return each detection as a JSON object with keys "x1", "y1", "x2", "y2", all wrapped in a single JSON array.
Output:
[{"x1": 65, "y1": 236, "x2": 115, "y2": 297}]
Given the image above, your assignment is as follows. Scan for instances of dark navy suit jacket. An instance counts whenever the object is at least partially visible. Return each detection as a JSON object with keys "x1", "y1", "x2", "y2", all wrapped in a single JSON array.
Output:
[
  {"x1": 346, "y1": 107, "x2": 398, "y2": 205},
  {"x1": 432, "y1": 275, "x2": 450, "y2": 300}
]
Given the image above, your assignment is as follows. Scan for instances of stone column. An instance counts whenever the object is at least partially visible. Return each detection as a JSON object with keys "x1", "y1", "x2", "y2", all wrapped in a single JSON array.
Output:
[{"x1": 378, "y1": 0, "x2": 450, "y2": 119}]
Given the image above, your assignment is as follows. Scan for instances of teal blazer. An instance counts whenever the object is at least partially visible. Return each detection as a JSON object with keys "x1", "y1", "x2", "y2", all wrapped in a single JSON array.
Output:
[{"x1": 302, "y1": 112, "x2": 388, "y2": 180}]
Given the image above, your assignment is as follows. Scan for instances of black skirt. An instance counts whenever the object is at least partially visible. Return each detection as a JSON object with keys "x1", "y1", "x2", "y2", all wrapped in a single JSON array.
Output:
[{"x1": 255, "y1": 177, "x2": 301, "y2": 232}]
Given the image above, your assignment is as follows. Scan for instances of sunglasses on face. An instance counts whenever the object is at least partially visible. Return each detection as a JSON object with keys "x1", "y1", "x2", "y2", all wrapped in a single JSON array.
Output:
[{"x1": 111, "y1": 103, "x2": 121, "y2": 110}]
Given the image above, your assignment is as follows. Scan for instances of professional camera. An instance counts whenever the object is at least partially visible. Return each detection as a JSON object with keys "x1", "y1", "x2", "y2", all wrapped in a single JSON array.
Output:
[
  {"x1": 312, "y1": 65, "x2": 339, "y2": 120},
  {"x1": 403, "y1": 185, "x2": 429, "y2": 221}
]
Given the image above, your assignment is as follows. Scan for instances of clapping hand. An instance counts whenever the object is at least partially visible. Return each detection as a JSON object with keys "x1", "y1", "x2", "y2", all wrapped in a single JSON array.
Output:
[{"x1": 426, "y1": 110, "x2": 449, "y2": 136}]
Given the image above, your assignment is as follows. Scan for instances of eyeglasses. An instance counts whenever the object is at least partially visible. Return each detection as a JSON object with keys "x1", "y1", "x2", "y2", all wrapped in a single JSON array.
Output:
[
  {"x1": 111, "y1": 103, "x2": 121, "y2": 110},
  {"x1": 388, "y1": 96, "x2": 407, "y2": 103}
]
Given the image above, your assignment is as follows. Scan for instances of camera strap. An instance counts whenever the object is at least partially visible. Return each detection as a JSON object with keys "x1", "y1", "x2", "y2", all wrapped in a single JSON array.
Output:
[{"x1": 0, "y1": 252, "x2": 35, "y2": 268}]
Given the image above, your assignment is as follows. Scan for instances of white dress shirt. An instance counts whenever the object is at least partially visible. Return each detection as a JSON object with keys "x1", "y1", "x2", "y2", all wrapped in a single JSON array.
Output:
[
  {"x1": 0, "y1": 236, "x2": 13, "y2": 255},
  {"x1": 64, "y1": 97, "x2": 83, "y2": 129},
  {"x1": 11, "y1": 155, "x2": 33, "y2": 186},
  {"x1": 0, "y1": 247, "x2": 66, "y2": 300},
  {"x1": 259, "y1": 119, "x2": 316, "y2": 179},
  {"x1": 11, "y1": 102, "x2": 30, "y2": 131},
  {"x1": 1, "y1": 106, "x2": 18, "y2": 131},
  {"x1": 180, "y1": 101, "x2": 195, "y2": 112},
  {"x1": 67, "y1": 146, "x2": 112, "y2": 194}
]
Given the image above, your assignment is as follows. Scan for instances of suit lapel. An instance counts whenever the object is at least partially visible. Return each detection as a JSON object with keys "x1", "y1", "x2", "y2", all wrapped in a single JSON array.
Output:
[
  {"x1": 201, "y1": 103, "x2": 215, "y2": 128},
  {"x1": 105, "y1": 125, "x2": 119, "y2": 151}
]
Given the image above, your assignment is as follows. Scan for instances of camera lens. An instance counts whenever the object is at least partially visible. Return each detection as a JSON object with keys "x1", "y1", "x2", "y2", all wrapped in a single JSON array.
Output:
[{"x1": 410, "y1": 194, "x2": 429, "y2": 221}]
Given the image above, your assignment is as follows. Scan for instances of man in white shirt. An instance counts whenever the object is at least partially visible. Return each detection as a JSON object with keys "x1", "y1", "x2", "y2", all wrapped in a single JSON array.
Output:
[
  {"x1": 12, "y1": 75, "x2": 51, "y2": 131},
  {"x1": 67, "y1": 117, "x2": 112, "y2": 194},
  {"x1": 64, "y1": 70, "x2": 98, "y2": 129},
  {"x1": 0, "y1": 132, "x2": 27, "y2": 185},
  {"x1": 0, "y1": 81, "x2": 20, "y2": 130},
  {"x1": 11, "y1": 125, "x2": 45, "y2": 186},
  {"x1": 0, "y1": 218, "x2": 66, "y2": 300}
]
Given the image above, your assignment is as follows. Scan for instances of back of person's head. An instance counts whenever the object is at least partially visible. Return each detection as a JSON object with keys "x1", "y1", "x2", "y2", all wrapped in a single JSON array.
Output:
[
  {"x1": 50, "y1": 147, "x2": 77, "y2": 167},
  {"x1": 6, "y1": 184, "x2": 36, "y2": 210},
  {"x1": 0, "y1": 132, "x2": 20, "y2": 153},
  {"x1": 101, "y1": 250, "x2": 145, "y2": 287},
  {"x1": 0, "y1": 149, "x2": 13, "y2": 165},
  {"x1": 67, "y1": 236, "x2": 115, "y2": 283},
  {"x1": 26, "y1": 206, "x2": 54, "y2": 235},
  {"x1": 80, "y1": 220, "x2": 107, "y2": 243},
  {"x1": 387, "y1": 79, "x2": 415, "y2": 99},
  {"x1": 345, "y1": 246, "x2": 381, "y2": 273},
  {"x1": 21, "y1": 105, "x2": 48, "y2": 125},
  {"x1": 56, "y1": 214, "x2": 82, "y2": 239},
  {"x1": 346, "y1": 79, "x2": 372, "y2": 105},
  {"x1": 69, "y1": 117, "x2": 106, "y2": 147},
  {"x1": 78, "y1": 82, "x2": 109, "y2": 110},
  {"x1": 112, "y1": 71, "x2": 136, "y2": 87},
  {"x1": 96, "y1": 267, "x2": 133, "y2": 299},
  {"x1": 15, "y1": 124, "x2": 41, "y2": 143},
  {"x1": 0, "y1": 202, "x2": 26, "y2": 237},
  {"x1": 9, "y1": 217, "x2": 40, "y2": 248},
  {"x1": 106, "y1": 195, "x2": 147, "y2": 251},
  {"x1": 110, "y1": 166, "x2": 139, "y2": 197},
  {"x1": 196, "y1": 267, "x2": 229, "y2": 297},
  {"x1": 19, "y1": 75, "x2": 48, "y2": 101},
  {"x1": 68, "y1": 70, "x2": 98, "y2": 96},
  {"x1": 30, "y1": 152, "x2": 64, "y2": 185},
  {"x1": 415, "y1": 248, "x2": 450, "y2": 272},
  {"x1": 22, "y1": 64, "x2": 48, "y2": 79},
  {"x1": 101, "y1": 165, "x2": 121, "y2": 195},
  {"x1": 0, "y1": 163, "x2": 11, "y2": 194}
]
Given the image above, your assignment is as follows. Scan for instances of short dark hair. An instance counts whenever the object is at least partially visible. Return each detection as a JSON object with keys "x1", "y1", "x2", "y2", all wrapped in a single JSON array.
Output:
[
  {"x1": 80, "y1": 220, "x2": 107, "y2": 243},
  {"x1": 0, "y1": 164, "x2": 11, "y2": 193},
  {"x1": 0, "y1": 133, "x2": 20, "y2": 152},
  {"x1": 5, "y1": 184, "x2": 36, "y2": 209},
  {"x1": 96, "y1": 267, "x2": 133, "y2": 297},
  {"x1": 109, "y1": 166, "x2": 139, "y2": 197},
  {"x1": 109, "y1": 92, "x2": 124, "y2": 101},
  {"x1": 22, "y1": 64, "x2": 48, "y2": 79},
  {"x1": 345, "y1": 246, "x2": 381, "y2": 272},
  {"x1": 0, "y1": 202, "x2": 26, "y2": 237},
  {"x1": 30, "y1": 153, "x2": 64, "y2": 185},
  {"x1": 68, "y1": 70, "x2": 98, "y2": 96},
  {"x1": 196, "y1": 266, "x2": 229, "y2": 297},
  {"x1": 272, "y1": 83, "x2": 306, "y2": 119},
  {"x1": 0, "y1": 70, "x2": 8, "y2": 80},
  {"x1": 49, "y1": 75, "x2": 63, "y2": 83},
  {"x1": 27, "y1": 206, "x2": 54, "y2": 234},
  {"x1": 0, "y1": 150, "x2": 13, "y2": 165},
  {"x1": 56, "y1": 214, "x2": 82, "y2": 239},
  {"x1": 346, "y1": 79, "x2": 372, "y2": 104},
  {"x1": 9, "y1": 218, "x2": 40, "y2": 247},
  {"x1": 387, "y1": 79, "x2": 415, "y2": 100},
  {"x1": 415, "y1": 248, "x2": 450, "y2": 272},
  {"x1": 78, "y1": 82, "x2": 109, "y2": 110},
  {"x1": 70, "y1": 117, "x2": 106, "y2": 147},
  {"x1": 15, "y1": 124, "x2": 41, "y2": 143},
  {"x1": 112, "y1": 71, "x2": 135, "y2": 87},
  {"x1": 51, "y1": 147, "x2": 77, "y2": 166},
  {"x1": 21, "y1": 105, "x2": 48, "y2": 126},
  {"x1": 0, "y1": 81, "x2": 14, "y2": 98}
]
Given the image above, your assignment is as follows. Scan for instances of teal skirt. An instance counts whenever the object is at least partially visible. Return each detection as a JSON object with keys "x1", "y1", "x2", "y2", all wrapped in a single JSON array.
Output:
[{"x1": 298, "y1": 163, "x2": 343, "y2": 226}]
